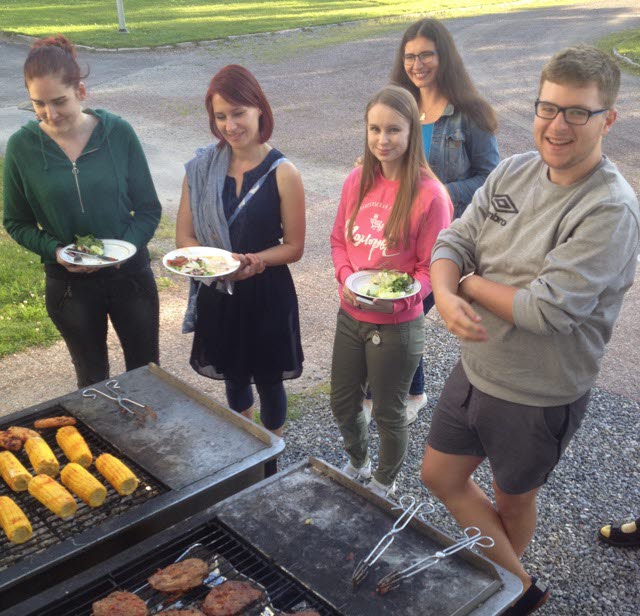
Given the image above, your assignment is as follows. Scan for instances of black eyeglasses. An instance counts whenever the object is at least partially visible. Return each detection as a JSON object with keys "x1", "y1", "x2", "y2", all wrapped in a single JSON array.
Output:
[
  {"x1": 403, "y1": 51, "x2": 438, "y2": 65},
  {"x1": 534, "y1": 100, "x2": 608, "y2": 126}
]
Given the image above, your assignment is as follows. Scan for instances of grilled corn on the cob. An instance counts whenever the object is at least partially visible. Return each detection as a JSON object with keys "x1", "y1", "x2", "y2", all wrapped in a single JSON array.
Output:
[
  {"x1": 95, "y1": 453, "x2": 139, "y2": 496},
  {"x1": 0, "y1": 451, "x2": 32, "y2": 491},
  {"x1": 56, "y1": 426, "x2": 92, "y2": 468},
  {"x1": 28, "y1": 474, "x2": 77, "y2": 519},
  {"x1": 60, "y1": 463, "x2": 106, "y2": 507},
  {"x1": 24, "y1": 437, "x2": 59, "y2": 477},
  {"x1": 0, "y1": 496, "x2": 32, "y2": 544}
]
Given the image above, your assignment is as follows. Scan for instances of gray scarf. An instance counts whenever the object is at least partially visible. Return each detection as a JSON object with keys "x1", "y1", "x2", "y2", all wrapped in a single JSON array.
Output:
[
  {"x1": 181, "y1": 143, "x2": 232, "y2": 333},
  {"x1": 181, "y1": 143, "x2": 286, "y2": 332}
]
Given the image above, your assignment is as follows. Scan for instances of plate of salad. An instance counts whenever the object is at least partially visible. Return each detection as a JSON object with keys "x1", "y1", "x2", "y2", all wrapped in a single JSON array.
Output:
[
  {"x1": 345, "y1": 269, "x2": 421, "y2": 300},
  {"x1": 60, "y1": 235, "x2": 137, "y2": 268},
  {"x1": 162, "y1": 246, "x2": 241, "y2": 279}
]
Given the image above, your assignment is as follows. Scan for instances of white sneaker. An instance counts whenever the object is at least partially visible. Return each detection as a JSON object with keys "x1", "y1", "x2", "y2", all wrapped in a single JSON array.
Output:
[
  {"x1": 362, "y1": 398, "x2": 373, "y2": 425},
  {"x1": 406, "y1": 392, "x2": 428, "y2": 425},
  {"x1": 367, "y1": 476, "x2": 397, "y2": 498},
  {"x1": 342, "y1": 459, "x2": 372, "y2": 482}
]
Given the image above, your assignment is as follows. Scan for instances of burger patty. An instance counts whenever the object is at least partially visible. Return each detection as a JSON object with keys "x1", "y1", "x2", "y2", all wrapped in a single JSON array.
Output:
[
  {"x1": 92, "y1": 591, "x2": 148, "y2": 616},
  {"x1": 148, "y1": 558, "x2": 209, "y2": 593},
  {"x1": 201, "y1": 580, "x2": 264, "y2": 616}
]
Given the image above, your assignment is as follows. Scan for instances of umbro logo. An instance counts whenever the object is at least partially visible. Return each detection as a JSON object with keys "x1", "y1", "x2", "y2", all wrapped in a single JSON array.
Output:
[
  {"x1": 487, "y1": 195, "x2": 518, "y2": 227},
  {"x1": 492, "y1": 195, "x2": 519, "y2": 215}
]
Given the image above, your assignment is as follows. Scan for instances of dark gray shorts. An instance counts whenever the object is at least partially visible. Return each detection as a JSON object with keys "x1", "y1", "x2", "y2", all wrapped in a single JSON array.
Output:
[{"x1": 427, "y1": 362, "x2": 589, "y2": 495}]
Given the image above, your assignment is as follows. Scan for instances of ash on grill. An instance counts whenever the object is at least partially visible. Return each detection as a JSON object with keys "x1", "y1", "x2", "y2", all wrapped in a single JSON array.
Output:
[
  {"x1": 31, "y1": 519, "x2": 338, "y2": 616},
  {"x1": 0, "y1": 405, "x2": 168, "y2": 571}
]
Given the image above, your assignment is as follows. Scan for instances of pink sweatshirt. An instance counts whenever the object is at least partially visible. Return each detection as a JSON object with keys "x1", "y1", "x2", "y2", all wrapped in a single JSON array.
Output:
[{"x1": 331, "y1": 167, "x2": 453, "y2": 324}]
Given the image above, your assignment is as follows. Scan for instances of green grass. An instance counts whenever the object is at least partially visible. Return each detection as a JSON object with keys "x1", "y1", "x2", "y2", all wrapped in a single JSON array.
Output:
[
  {"x1": 0, "y1": 158, "x2": 61, "y2": 357},
  {"x1": 1, "y1": 0, "x2": 582, "y2": 49},
  {"x1": 286, "y1": 382, "x2": 331, "y2": 423},
  {"x1": 597, "y1": 29, "x2": 640, "y2": 76},
  {"x1": 247, "y1": 381, "x2": 329, "y2": 428}
]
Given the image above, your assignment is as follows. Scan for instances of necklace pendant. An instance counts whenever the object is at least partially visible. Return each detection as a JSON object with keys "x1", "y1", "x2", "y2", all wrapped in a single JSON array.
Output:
[{"x1": 419, "y1": 112, "x2": 426, "y2": 122}]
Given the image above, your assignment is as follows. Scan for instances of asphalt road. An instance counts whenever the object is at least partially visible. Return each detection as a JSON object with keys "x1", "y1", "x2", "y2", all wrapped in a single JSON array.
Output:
[{"x1": 0, "y1": 0, "x2": 639, "y2": 410}]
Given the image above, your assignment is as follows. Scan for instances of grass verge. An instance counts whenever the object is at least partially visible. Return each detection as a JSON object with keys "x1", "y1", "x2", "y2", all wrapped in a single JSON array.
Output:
[
  {"x1": 247, "y1": 381, "x2": 329, "y2": 428},
  {"x1": 597, "y1": 29, "x2": 640, "y2": 76},
  {"x1": 2, "y1": 0, "x2": 582, "y2": 49},
  {"x1": 0, "y1": 158, "x2": 60, "y2": 358}
]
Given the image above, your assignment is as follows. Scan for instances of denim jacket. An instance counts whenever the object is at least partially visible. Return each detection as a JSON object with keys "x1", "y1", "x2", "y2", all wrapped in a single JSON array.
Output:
[{"x1": 428, "y1": 103, "x2": 500, "y2": 218}]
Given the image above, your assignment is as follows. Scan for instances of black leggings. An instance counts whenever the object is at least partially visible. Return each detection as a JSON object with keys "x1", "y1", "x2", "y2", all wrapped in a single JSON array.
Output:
[
  {"x1": 45, "y1": 268, "x2": 159, "y2": 388},
  {"x1": 225, "y1": 379, "x2": 287, "y2": 431}
]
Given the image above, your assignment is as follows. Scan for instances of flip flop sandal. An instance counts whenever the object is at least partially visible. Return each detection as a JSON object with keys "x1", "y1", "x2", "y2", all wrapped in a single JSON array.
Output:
[
  {"x1": 598, "y1": 520, "x2": 640, "y2": 547},
  {"x1": 504, "y1": 577, "x2": 550, "y2": 615}
]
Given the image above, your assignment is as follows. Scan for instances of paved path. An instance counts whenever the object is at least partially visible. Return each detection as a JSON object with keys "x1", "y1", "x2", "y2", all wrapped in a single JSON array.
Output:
[{"x1": 1, "y1": 0, "x2": 639, "y2": 414}]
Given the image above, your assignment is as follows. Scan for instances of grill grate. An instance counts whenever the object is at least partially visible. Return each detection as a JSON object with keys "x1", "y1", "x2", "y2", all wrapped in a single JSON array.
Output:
[
  {"x1": 34, "y1": 518, "x2": 342, "y2": 616},
  {"x1": 0, "y1": 405, "x2": 168, "y2": 571}
]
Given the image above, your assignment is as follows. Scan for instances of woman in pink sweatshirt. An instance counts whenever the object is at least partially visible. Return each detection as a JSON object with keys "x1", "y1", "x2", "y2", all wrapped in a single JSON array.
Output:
[{"x1": 330, "y1": 85, "x2": 452, "y2": 497}]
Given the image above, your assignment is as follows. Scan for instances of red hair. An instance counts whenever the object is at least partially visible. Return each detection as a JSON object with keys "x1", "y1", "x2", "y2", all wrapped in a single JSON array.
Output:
[
  {"x1": 24, "y1": 34, "x2": 89, "y2": 88},
  {"x1": 205, "y1": 65, "x2": 274, "y2": 145}
]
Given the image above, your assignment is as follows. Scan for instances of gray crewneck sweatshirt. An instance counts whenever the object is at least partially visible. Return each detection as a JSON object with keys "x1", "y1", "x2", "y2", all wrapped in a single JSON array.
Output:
[{"x1": 432, "y1": 152, "x2": 639, "y2": 406}]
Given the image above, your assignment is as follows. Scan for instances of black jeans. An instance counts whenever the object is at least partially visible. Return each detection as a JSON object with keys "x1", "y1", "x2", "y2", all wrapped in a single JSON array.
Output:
[
  {"x1": 45, "y1": 267, "x2": 159, "y2": 388},
  {"x1": 408, "y1": 292, "x2": 436, "y2": 395}
]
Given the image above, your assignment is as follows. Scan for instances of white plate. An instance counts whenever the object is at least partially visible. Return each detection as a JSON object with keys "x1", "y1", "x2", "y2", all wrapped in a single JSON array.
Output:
[
  {"x1": 162, "y1": 246, "x2": 241, "y2": 279},
  {"x1": 60, "y1": 239, "x2": 137, "y2": 269},
  {"x1": 345, "y1": 269, "x2": 421, "y2": 300}
]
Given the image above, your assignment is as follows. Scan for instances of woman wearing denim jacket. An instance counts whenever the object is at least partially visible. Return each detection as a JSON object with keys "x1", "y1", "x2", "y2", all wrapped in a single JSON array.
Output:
[{"x1": 383, "y1": 18, "x2": 500, "y2": 422}]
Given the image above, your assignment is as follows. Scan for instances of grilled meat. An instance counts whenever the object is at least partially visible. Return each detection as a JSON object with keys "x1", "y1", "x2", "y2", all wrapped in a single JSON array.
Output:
[
  {"x1": 0, "y1": 431, "x2": 22, "y2": 451},
  {"x1": 201, "y1": 580, "x2": 264, "y2": 616},
  {"x1": 34, "y1": 416, "x2": 77, "y2": 429},
  {"x1": 91, "y1": 590, "x2": 148, "y2": 616},
  {"x1": 148, "y1": 558, "x2": 209, "y2": 593},
  {"x1": 6, "y1": 426, "x2": 40, "y2": 443},
  {"x1": 167, "y1": 255, "x2": 189, "y2": 268}
]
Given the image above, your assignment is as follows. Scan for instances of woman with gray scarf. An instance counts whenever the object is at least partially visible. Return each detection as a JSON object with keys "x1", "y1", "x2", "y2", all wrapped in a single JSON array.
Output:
[{"x1": 176, "y1": 65, "x2": 305, "y2": 437}]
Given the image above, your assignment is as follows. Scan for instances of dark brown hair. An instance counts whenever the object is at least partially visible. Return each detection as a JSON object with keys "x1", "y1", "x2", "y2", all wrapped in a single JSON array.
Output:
[
  {"x1": 347, "y1": 86, "x2": 439, "y2": 249},
  {"x1": 24, "y1": 34, "x2": 88, "y2": 88},
  {"x1": 390, "y1": 18, "x2": 497, "y2": 134},
  {"x1": 205, "y1": 65, "x2": 274, "y2": 145},
  {"x1": 540, "y1": 45, "x2": 620, "y2": 108}
]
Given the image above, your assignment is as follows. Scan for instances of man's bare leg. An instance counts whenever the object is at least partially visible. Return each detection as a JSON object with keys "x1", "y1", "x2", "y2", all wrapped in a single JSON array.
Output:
[
  {"x1": 493, "y1": 479, "x2": 539, "y2": 558},
  {"x1": 421, "y1": 446, "x2": 531, "y2": 590}
]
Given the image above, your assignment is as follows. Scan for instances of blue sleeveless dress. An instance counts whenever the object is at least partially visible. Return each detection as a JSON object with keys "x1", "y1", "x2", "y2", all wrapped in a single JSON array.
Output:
[{"x1": 190, "y1": 148, "x2": 304, "y2": 385}]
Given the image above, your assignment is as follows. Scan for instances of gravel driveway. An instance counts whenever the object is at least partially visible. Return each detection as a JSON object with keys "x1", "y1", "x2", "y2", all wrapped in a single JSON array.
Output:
[{"x1": 0, "y1": 2, "x2": 639, "y2": 613}]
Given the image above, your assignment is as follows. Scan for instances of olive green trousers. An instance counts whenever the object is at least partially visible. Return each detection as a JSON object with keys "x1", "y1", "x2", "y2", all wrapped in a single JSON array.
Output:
[{"x1": 330, "y1": 309, "x2": 424, "y2": 485}]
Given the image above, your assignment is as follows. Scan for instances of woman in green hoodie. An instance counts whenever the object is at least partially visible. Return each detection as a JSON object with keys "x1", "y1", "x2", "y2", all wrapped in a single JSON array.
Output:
[{"x1": 3, "y1": 35, "x2": 161, "y2": 387}]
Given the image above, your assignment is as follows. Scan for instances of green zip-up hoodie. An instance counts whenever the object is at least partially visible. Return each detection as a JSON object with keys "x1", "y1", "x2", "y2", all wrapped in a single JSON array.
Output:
[{"x1": 3, "y1": 109, "x2": 161, "y2": 264}]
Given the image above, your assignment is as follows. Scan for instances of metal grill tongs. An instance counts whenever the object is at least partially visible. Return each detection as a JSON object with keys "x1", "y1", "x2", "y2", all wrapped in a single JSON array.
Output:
[
  {"x1": 375, "y1": 526, "x2": 495, "y2": 595},
  {"x1": 352, "y1": 495, "x2": 435, "y2": 586},
  {"x1": 82, "y1": 380, "x2": 157, "y2": 423}
]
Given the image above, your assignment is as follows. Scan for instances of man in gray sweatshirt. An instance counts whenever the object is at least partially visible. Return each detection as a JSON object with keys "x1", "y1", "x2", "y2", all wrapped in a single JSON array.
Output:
[{"x1": 421, "y1": 45, "x2": 639, "y2": 615}]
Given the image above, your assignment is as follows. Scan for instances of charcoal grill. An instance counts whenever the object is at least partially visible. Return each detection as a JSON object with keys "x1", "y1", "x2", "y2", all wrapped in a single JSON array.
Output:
[
  {"x1": 0, "y1": 364, "x2": 283, "y2": 610},
  {"x1": 10, "y1": 458, "x2": 522, "y2": 616}
]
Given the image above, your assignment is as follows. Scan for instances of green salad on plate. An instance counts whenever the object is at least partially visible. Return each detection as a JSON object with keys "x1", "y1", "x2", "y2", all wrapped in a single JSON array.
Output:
[{"x1": 365, "y1": 270, "x2": 414, "y2": 298}]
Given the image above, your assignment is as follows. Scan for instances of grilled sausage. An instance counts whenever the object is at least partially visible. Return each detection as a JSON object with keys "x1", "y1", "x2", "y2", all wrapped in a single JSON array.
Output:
[
  {"x1": 201, "y1": 580, "x2": 264, "y2": 616},
  {"x1": 148, "y1": 558, "x2": 209, "y2": 593},
  {"x1": 34, "y1": 416, "x2": 77, "y2": 429},
  {"x1": 91, "y1": 591, "x2": 148, "y2": 616}
]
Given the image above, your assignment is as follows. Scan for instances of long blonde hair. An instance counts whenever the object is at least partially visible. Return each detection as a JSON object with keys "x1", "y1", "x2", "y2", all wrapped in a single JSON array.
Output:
[{"x1": 347, "y1": 85, "x2": 436, "y2": 248}]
